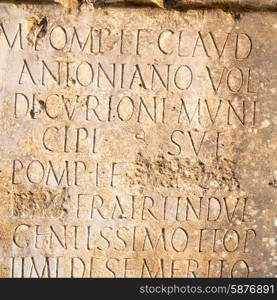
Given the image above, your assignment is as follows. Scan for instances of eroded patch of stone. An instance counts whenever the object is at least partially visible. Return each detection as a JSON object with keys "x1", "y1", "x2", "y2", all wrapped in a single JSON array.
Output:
[
  {"x1": 12, "y1": 187, "x2": 69, "y2": 217},
  {"x1": 126, "y1": 153, "x2": 240, "y2": 191}
]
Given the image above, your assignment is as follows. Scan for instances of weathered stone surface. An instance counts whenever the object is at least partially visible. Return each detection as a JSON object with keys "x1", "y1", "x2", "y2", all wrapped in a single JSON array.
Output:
[
  {"x1": 54, "y1": 0, "x2": 79, "y2": 9},
  {"x1": 3, "y1": 0, "x2": 277, "y2": 9},
  {"x1": 172, "y1": 0, "x2": 277, "y2": 10},
  {"x1": 0, "y1": 2, "x2": 276, "y2": 278}
]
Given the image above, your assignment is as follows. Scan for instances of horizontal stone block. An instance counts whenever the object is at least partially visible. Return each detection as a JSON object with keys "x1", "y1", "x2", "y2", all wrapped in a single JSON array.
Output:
[{"x1": 1, "y1": 0, "x2": 277, "y2": 9}]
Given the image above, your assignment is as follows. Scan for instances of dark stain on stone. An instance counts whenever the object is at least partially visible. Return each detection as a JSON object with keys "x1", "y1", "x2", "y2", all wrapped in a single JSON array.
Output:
[{"x1": 269, "y1": 179, "x2": 277, "y2": 188}]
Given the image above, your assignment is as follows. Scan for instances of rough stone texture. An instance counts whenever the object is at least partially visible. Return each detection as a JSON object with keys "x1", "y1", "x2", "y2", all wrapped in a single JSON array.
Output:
[
  {"x1": 172, "y1": 0, "x2": 277, "y2": 9},
  {"x1": 0, "y1": 2, "x2": 276, "y2": 278},
  {"x1": 2, "y1": 1, "x2": 277, "y2": 9}
]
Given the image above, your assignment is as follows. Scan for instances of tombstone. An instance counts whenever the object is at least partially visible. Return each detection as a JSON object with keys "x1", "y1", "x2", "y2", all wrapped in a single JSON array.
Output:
[{"x1": 0, "y1": 0, "x2": 276, "y2": 278}]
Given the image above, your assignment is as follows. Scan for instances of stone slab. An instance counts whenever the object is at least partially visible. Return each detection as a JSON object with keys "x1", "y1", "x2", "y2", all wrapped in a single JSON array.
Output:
[{"x1": 0, "y1": 3, "x2": 276, "y2": 277}]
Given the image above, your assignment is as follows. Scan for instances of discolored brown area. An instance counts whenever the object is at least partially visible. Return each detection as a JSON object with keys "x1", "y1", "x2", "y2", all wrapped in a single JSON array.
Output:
[{"x1": 0, "y1": 1, "x2": 276, "y2": 278}]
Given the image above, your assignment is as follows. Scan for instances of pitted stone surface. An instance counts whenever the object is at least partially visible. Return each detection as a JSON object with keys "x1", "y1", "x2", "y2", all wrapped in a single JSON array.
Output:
[{"x1": 0, "y1": 3, "x2": 276, "y2": 277}]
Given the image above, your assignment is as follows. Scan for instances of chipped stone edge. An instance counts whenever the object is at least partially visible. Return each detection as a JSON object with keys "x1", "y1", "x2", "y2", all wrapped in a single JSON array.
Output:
[{"x1": 0, "y1": 0, "x2": 277, "y2": 10}]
